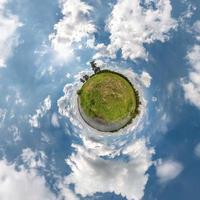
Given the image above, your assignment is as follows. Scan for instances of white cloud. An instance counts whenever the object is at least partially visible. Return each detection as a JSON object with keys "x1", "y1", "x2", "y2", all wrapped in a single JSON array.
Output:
[
  {"x1": 96, "y1": 0, "x2": 177, "y2": 60},
  {"x1": 93, "y1": 43, "x2": 114, "y2": 60},
  {"x1": 41, "y1": 132, "x2": 51, "y2": 143},
  {"x1": 21, "y1": 148, "x2": 47, "y2": 169},
  {"x1": 194, "y1": 143, "x2": 200, "y2": 158},
  {"x1": 178, "y1": 1, "x2": 196, "y2": 26},
  {"x1": 51, "y1": 113, "x2": 60, "y2": 127},
  {"x1": 29, "y1": 95, "x2": 51, "y2": 128},
  {"x1": 0, "y1": 0, "x2": 22, "y2": 68},
  {"x1": 0, "y1": 159, "x2": 56, "y2": 200},
  {"x1": 152, "y1": 101, "x2": 172, "y2": 135},
  {"x1": 182, "y1": 45, "x2": 200, "y2": 109},
  {"x1": 8, "y1": 125, "x2": 21, "y2": 142},
  {"x1": 58, "y1": 183, "x2": 79, "y2": 200},
  {"x1": 6, "y1": 87, "x2": 26, "y2": 106},
  {"x1": 140, "y1": 71, "x2": 152, "y2": 88},
  {"x1": 156, "y1": 159, "x2": 183, "y2": 183},
  {"x1": 0, "y1": 108, "x2": 7, "y2": 128},
  {"x1": 192, "y1": 21, "x2": 200, "y2": 41},
  {"x1": 64, "y1": 138, "x2": 154, "y2": 200},
  {"x1": 167, "y1": 82, "x2": 175, "y2": 97},
  {"x1": 49, "y1": 0, "x2": 96, "y2": 61},
  {"x1": 96, "y1": 0, "x2": 177, "y2": 61}
]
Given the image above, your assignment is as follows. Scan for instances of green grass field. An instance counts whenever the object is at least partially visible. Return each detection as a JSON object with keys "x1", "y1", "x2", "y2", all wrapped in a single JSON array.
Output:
[{"x1": 78, "y1": 71, "x2": 138, "y2": 123}]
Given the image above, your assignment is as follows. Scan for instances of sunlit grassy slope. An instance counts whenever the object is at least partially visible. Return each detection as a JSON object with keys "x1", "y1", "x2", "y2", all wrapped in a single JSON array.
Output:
[{"x1": 78, "y1": 71, "x2": 137, "y2": 123}]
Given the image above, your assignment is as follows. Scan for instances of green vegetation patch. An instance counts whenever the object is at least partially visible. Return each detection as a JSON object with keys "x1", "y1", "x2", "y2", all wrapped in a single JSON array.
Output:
[{"x1": 78, "y1": 70, "x2": 139, "y2": 123}]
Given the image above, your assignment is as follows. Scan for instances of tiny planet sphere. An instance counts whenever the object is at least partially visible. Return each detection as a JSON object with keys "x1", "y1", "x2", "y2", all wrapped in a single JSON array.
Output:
[{"x1": 77, "y1": 63, "x2": 141, "y2": 132}]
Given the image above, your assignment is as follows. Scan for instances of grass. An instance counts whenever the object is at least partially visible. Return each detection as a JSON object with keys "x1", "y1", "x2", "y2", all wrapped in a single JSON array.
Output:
[{"x1": 78, "y1": 70, "x2": 139, "y2": 123}]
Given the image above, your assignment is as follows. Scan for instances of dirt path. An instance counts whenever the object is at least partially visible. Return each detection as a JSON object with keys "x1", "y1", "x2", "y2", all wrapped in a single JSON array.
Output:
[{"x1": 78, "y1": 97, "x2": 133, "y2": 132}]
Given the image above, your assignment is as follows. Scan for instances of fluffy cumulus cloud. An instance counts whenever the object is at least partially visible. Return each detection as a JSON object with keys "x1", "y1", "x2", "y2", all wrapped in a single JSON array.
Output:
[
  {"x1": 140, "y1": 71, "x2": 152, "y2": 88},
  {"x1": 58, "y1": 184, "x2": 79, "y2": 200},
  {"x1": 182, "y1": 45, "x2": 200, "y2": 109},
  {"x1": 29, "y1": 95, "x2": 51, "y2": 128},
  {"x1": 98, "y1": 0, "x2": 177, "y2": 61},
  {"x1": 156, "y1": 159, "x2": 183, "y2": 183},
  {"x1": 64, "y1": 138, "x2": 154, "y2": 200},
  {"x1": 0, "y1": 0, "x2": 22, "y2": 68},
  {"x1": 49, "y1": 0, "x2": 96, "y2": 60},
  {"x1": 0, "y1": 159, "x2": 56, "y2": 200}
]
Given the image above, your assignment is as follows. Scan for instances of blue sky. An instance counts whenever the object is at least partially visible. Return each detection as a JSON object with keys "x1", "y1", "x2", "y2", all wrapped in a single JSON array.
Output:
[{"x1": 0, "y1": 0, "x2": 200, "y2": 199}]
